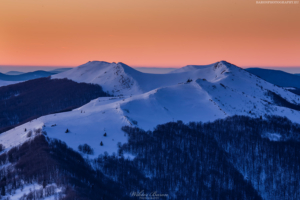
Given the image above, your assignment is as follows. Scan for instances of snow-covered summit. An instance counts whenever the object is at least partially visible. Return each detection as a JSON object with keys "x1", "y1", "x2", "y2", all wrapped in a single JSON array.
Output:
[
  {"x1": 52, "y1": 61, "x2": 142, "y2": 96},
  {"x1": 52, "y1": 60, "x2": 232, "y2": 96}
]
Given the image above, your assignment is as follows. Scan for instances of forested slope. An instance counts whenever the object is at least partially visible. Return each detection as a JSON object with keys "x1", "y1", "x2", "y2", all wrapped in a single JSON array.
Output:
[{"x1": 0, "y1": 77, "x2": 110, "y2": 133}]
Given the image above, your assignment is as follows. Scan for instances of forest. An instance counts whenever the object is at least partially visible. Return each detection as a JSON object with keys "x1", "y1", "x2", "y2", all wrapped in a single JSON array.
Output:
[
  {"x1": 1, "y1": 115, "x2": 300, "y2": 199},
  {"x1": 0, "y1": 77, "x2": 110, "y2": 133},
  {"x1": 96, "y1": 115, "x2": 300, "y2": 200}
]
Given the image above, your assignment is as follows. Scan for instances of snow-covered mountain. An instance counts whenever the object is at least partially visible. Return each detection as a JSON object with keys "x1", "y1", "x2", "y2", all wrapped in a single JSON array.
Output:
[
  {"x1": 2, "y1": 60, "x2": 300, "y2": 199},
  {"x1": 52, "y1": 61, "x2": 142, "y2": 95},
  {"x1": 52, "y1": 61, "x2": 229, "y2": 96},
  {"x1": 2, "y1": 60, "x2": 300, "y2": 159}
]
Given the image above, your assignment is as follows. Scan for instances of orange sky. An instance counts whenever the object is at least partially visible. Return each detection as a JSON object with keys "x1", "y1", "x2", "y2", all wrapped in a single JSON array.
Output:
[{"x1": 0, "y1": 0, "x2": 299, "y2": 67}]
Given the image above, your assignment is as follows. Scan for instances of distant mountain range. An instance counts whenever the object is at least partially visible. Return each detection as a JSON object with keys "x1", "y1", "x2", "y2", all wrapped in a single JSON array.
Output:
[
  {"x1": 246, "y1": 68, "x2": 300, "y2": 88},
  {"x1": 246, "y1": 68, "x2": 300, "y2": 95},
  {"x1": 0, "y1": 71, "x2": 55, "y2": 81},
  {"x1": 134, "y1": 67, "x2": 176, "y2": 74},
  {"x1": 48, "y1": 68, "x2": 73, "y2": 74},
  {"x1": 0, "y1": 68, "x2": 72, "y2": 82},
  {"x1": 5, "y1": 71, "x2": 24, "y2": 75}
]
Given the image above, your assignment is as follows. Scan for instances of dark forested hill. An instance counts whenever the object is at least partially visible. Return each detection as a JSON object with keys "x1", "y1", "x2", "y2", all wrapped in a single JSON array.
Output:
[
  {"x1": 1, "y1": 116, "x2": 300, "y2": 199},
  {"x1": 0, "y1": 77, "x2": 110, "y2": 133},
  {"x1": 116, "y1": 116, "x2": 300, "y2": 200}
]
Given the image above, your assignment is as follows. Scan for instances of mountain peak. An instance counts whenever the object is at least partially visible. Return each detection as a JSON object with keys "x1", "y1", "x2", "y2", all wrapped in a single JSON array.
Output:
[
  {"x1": 52, "y1": 61, "x2": 142, "y2": 96},
  {"x1": 80, "y1": 61, "x2": 113, "y2": 68},
  {"x1": 218, "y1": 60, "x2": 241, "y2": 70},
  {"x1": 87, "y1": 60, "x2": 111, "y2": 64}
]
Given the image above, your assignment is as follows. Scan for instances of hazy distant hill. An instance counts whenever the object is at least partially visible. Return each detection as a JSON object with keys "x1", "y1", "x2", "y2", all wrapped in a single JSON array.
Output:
[
  {"x1": 246, "y1": 68, "x2": 300, "y2": 89},
  {"x1": 0, "y1": 70, "x2": 55, "y2": 81},
  {"x1": 48, "y1": 67, "x2": 72, "y2": 74},
  {"x1": 5, "y1": 71, "x2": 24, "y2": 75},
  {"x1": 134, "y1": 67, "x2": 176, "y2": 74},
  {"x1": 0, "y1": 68, "x2": 72, "y2": 82}
]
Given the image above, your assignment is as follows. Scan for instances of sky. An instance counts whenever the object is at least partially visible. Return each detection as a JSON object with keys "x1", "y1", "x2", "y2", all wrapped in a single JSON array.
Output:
[{"x1": 0, "y1": 0, "x2": 299, "y2": 68}]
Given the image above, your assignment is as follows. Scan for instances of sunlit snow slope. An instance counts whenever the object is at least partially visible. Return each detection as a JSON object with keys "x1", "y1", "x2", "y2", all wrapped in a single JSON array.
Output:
[
  {"x1": 52, "y1": 61, "x2": 227, "y2": 96},
  {"x1": 2, "y1": 61, "x2": 300, "y2": 158}
]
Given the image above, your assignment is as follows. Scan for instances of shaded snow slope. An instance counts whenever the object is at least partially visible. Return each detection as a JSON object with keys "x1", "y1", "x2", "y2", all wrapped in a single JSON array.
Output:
[
  {"x1": 3, "y1": 183, "x2": 62, "y2": 200},
  {"x1": 0, "y1": 80, "x2": 20, "y2": 87},
  {"x1": 3, "y1": 61, "x2": 300, "y2": 158}
]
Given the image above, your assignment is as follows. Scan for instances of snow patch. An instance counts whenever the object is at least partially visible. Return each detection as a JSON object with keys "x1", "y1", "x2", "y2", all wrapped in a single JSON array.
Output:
[
  {"x1": 4, "y1": 183, "x2": 62, "y2": 200},
  {"x1": 262, "y1": 133, "x2": 282, "y2": 141}
]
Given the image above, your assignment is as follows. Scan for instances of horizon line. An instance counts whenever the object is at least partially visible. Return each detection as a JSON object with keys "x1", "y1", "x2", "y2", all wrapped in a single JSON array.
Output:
[{"x1": 1, "y1": 64, "x2": 300, "y2": 69}]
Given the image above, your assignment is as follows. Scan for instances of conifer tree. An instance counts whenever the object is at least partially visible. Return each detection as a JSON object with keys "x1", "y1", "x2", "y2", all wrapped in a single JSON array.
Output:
[{"x1": 1, "y1": 186, "x2": 5, "y2": 196}]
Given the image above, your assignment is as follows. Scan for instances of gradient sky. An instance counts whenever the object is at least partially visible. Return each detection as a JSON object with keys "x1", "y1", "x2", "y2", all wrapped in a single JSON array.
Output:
[{"x1": 0, "y1": 0, "x2": 299, "y2": 68}]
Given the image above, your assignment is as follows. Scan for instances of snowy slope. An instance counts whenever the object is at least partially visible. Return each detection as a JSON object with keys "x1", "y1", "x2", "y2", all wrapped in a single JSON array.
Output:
[
  {"x1": 0, "y1": 83, "x2": 226, "y2": 158},
  {"x1": 3, "y1": 61, "x2": 300, "y2": 158},
  {"x1": 0, "y1": 80, "x2": 20, "y2": 87},
  {"x1": 197, "y1": 62, "x2": 300, "y2": 120},
  {"x1": 2, "y1": 183, "x2": 62, "y2": 200},
  {"x1": 52, "y1": 61, "x2": 142, "y2": 96}
]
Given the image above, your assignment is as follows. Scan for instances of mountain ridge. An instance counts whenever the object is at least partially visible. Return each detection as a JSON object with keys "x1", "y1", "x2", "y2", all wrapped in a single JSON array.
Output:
[
  {"x1": 0, "y1": 70, "x2": 55, "y2": 81},
  {"x1": 52, "y1": 60, "x2": 231, "y2": 96},
  {"x1": 3, "y1": 60, "x2": 300, "y2": 158}
]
